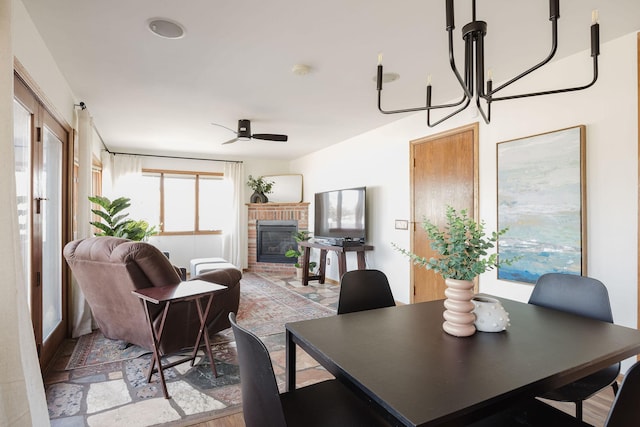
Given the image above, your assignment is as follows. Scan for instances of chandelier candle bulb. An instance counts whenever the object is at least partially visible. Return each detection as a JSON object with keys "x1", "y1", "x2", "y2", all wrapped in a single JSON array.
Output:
[
  {"x1": 377, "y1": 53, "x2": 383, "y2": 65},
  {"x1": 592, "y1": 9, "x2": 598, "y2": 24},
  {"x1": 427, "y1": 74, "x2": 432, "y2": 86}
]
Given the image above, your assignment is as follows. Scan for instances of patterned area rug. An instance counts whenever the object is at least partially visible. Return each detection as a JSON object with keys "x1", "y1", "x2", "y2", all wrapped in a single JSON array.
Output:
[
  {"x1": 48, "y1": 273, "x2": 338, "y2": 427},
  {"x1": 66, "y1": 272, "x2": 334, "y2": 369}
]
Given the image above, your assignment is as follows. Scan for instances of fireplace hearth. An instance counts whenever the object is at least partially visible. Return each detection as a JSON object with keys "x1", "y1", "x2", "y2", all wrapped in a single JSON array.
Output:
[
  {"x1": 247, "y1": 202, "x2": 309, "y2": 274},
  {"x1": 257, "y1": 220, "x2": 297, "y2": 264}
]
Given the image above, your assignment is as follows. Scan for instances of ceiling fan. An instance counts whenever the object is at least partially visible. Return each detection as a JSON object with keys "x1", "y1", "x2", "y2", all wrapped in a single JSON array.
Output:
[{"x1": 213, "y1": 119, "x2": 288, "y2": 145}]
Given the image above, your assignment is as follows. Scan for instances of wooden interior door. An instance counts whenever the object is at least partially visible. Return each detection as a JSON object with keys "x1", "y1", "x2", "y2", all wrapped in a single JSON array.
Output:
[{"x1": 410, "y1": 123, "x2": 479, "y2": 303}]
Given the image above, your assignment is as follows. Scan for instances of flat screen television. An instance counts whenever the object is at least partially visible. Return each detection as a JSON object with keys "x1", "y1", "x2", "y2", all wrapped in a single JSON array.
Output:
[{"x1": 314, "y1": 186, "x2": 366, "y2": 244}]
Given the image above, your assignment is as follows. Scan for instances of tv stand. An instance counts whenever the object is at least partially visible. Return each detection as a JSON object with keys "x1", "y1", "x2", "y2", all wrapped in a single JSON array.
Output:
[{"x1": 298, "y1": 241, "x2": 374, "y2": 286}]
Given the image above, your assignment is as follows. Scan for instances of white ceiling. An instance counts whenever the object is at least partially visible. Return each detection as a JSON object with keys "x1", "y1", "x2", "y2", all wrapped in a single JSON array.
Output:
[{"x1": 21, "y1": 0, "x2": 640, "y2": 160}]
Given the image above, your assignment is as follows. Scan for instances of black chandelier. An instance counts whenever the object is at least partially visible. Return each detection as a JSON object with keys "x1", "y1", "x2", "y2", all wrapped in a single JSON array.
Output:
[{"x1": 376, "y1": 0, "x2": 600, "y2": 127}]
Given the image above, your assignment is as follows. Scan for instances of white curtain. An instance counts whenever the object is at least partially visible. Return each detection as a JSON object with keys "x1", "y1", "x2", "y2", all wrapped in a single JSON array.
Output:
[
  {"x1": 70, "y1": 109, "x2": 93, "y2": 337},
  {"x1": 1, "y1": 0, "x2": 50, "y2": 424},
  {"x1": 222, "y1": 162, "x2": 246, "y2": 268},
  {"x1": 100, "y1": 152, "x2": 142, "y2": 200}
]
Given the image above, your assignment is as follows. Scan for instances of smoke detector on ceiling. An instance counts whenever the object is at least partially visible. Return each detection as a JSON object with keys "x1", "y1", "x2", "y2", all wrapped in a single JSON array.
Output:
[{"x1": 292, "y1": 64, "x2": 312, "y2": 76}]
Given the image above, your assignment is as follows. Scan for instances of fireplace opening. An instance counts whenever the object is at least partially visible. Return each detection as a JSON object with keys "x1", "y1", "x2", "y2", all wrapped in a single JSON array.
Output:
[{"x1": 257, "y1": 220, "x2": 298, "y2": 263}]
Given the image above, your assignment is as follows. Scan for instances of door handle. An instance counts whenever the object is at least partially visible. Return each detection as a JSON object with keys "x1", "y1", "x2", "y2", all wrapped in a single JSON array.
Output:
[{"x1": 35, "y1": 197, "x2": 49, "y2": 214}]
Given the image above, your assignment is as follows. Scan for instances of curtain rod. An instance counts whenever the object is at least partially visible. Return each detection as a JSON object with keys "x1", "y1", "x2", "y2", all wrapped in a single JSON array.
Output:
[{"x1": 103, "y1": 148, "x2": 243, "y2": 164}]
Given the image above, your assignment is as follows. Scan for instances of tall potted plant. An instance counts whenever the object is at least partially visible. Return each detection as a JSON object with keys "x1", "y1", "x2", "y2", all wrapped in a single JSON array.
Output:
[
  {"x1": 89, "y1": 196, "x2": 158, "y2": 241},
  {"x1": 394, "y1": 206, "x2": 517, "y2": 337},
  {"x1": 246, "y1": 175, "x2": 274, "y2": 203}
]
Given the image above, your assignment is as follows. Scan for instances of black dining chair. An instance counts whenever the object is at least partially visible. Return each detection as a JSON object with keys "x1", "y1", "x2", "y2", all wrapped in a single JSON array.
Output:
[
  {"x1": 527, "y1": 273, "x2": 620, "y2": 420},
  {"x1": 228, "y1": 313, "x2": 390, "y2": 427},
  {"x1": 602, "y1": 359, "x2": 640, "y2": 427},
  {"x1": 468, "y1": 359, "x2": 640, "y2": 427},
  {"x1": 337, "y1": 269, "x2": 395, "y2": 315}
]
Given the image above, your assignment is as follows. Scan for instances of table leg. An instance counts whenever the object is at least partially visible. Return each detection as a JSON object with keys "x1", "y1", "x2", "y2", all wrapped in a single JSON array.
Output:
[
  {"x1": 338, "y1": 253, "x2": 347, "y2": 280},
  {"x1": 285, "y1": 329, "x2": 296, "y2": 392},
  {"x1": 318, "y1": 249, "x2": 327, "y2": 284},
  {"x1": 193, "y1": 294, "x2": 218, "y2": 378},
  {"x1": 143, "y1": 300, "x2": 171, "y2": 399},
  {"x1": 357, "y1": 251, "x2": 366, "y2": 269},
  {"x1": 302, "y1": 246, "x2": 311, "y2": 286}
]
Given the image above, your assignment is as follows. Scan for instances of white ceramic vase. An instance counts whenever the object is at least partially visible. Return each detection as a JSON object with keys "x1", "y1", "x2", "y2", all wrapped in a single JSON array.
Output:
[
  {"x1": 472, "y1": 295, "x2": 510, "y2": 332},
  {"x1": 442, "y1": 278, "x2": 476, "y2": 337}
]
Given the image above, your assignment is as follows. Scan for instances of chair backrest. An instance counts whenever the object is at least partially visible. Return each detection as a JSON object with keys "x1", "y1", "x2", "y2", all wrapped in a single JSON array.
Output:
[
  {"x1": 229, "y1": 313, "x2": 287, "y2": 427},
  {"x1": 605, "y1": 360, "x2": 640, "y2": 427},
  {"x1": 529, "y1": 273, "x2": 613, "y2": 323},
  {"x1": 337, "y1": 269, "x2": 395, "y2": 315},
  {"x1": 64, "y1": 236, "x2": 182, "y2": 350}
]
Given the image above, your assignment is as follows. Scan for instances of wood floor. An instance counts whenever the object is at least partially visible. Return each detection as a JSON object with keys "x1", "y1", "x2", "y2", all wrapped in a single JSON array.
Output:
[{"x1": 187, "y1": 386, "x2": 617, "y2": 427}]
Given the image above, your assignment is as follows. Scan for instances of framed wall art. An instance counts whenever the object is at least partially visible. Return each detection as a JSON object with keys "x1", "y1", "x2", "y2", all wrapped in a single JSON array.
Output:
[{"x1": 496, "y1": 125, "x2": 586, "y2": 284}]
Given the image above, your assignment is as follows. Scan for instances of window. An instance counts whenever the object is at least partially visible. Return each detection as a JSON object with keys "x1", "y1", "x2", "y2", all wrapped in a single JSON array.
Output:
[{"x1": 128, "y1": 169, "x2": 227, "y2": 235}]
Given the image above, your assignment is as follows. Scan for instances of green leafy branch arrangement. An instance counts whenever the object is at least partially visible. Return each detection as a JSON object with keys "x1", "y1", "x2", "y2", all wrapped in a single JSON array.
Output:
[
  {"x1": 393, "y1": 206, "x2": 518, "y2": 281},
  {"x1": 246, "y1": 175, "x2": 274, "y2": 194}
]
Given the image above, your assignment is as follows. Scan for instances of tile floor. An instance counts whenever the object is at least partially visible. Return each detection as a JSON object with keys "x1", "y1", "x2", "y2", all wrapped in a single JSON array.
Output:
[{"x1": 44, "y1": 275, "x2": 340, "y2": 427}]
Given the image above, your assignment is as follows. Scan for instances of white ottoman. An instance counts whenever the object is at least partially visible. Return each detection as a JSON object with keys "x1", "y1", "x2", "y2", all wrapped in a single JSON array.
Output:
[{"x1": 190, "y1": 257, "x2": 227, "y2": 277}]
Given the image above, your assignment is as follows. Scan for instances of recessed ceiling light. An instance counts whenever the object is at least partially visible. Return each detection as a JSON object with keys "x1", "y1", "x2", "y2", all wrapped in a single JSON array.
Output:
[
  {"x1": 148, "y1": 18, "x2": 185, "y2": 39},
  {"x1": 372, "y1": 72, "x2": 400, "y2": 83}
]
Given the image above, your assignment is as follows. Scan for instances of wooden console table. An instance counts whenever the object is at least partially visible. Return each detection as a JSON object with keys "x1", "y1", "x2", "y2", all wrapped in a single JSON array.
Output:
[
  {"x1": 132, "y1": 280, "x2": 226, "y2": 399},
  {"x1": 298, "y1": 241, "x2": 374, "y2": 286}
]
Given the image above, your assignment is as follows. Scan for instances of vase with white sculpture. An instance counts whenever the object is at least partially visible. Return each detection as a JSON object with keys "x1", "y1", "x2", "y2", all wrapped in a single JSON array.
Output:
[
  {"x1": 472, "y1": 295, "x2": 510, "y2": 332},
  {"x1": 442, "y1": 278, "x2": 476, "y2": 337}
]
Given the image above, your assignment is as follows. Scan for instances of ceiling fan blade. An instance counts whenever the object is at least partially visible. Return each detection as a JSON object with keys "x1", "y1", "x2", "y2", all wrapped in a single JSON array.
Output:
[
  {"x1": 221, "y1": 137, "x2": 239, "y2": 145},
  {"x1": 211, "y1": 122, "x2": 239, "y2": 134},
  {"x1": 252, "y1": 133, "x2": 288, "y2": 142}
]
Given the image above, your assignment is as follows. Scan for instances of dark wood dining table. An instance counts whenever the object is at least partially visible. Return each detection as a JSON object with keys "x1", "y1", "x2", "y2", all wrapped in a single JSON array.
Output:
[{"x1": 285, "y1": 298, "x2": 640, "y2": 426}]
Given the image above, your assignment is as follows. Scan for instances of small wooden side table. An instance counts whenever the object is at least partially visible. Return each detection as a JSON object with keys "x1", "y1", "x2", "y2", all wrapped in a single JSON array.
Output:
[
  {"x1": 298, "y1": 241, "x2": 374, "y2": 286},
  {"x1": 132, "y1": 280, "x2": 226, "y2": 399}
]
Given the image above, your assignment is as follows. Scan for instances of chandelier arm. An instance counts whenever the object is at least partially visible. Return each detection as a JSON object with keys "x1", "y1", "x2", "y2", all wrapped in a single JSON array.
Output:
[
  {"x1": 377, "y1": 95, "x2": 429, "y2": 115},
  {"x1": 377, "y1": 91, "x2": 467, "y2": 115},
  {"x1": 447, "y1": 28, "x2": 474, "y2": 102},
  {"x1": 376, "y1": 29, "x2": 467, "y2": 115},
  {"x1": 377, "y1": 63, "x2": 430, "y2": 114},
  {"x1": 474, "y1": 96, "x2": 490, "y2": 124},
  {"x1": 427, "y1": 98, "x2": 471, "y2": 127},
  {"x1": 429, "y1": 96, "x2": 468, "y2": 110},
  {"x1": 490, "y1": 56, "x2": 598, "y2": 102},
  {"x1": 490, "y1": 19, "x2": 559, "y2": 96}
]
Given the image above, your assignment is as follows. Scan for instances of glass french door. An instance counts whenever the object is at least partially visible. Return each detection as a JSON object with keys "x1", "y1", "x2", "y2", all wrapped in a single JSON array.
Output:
[{"x1": 14, "y1": 74, "x2": 69, "y2": 367}]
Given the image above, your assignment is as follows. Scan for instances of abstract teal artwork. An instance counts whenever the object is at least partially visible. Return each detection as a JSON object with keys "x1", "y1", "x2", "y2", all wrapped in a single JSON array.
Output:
[{"x1": 497, "y1": 126, "x2": 585, "y2": 284}]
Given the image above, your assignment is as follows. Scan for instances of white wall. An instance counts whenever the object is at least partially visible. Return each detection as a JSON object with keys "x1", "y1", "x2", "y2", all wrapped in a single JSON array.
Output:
[
  {"x1": 291, "y1": 32, "x2": 639, "y2": 332},
  {"x1": 12, "y1": 0, "x2": 76, "y2": 126}
]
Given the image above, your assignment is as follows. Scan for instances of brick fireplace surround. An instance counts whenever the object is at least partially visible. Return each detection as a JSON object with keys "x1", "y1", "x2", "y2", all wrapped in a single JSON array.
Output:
[{"x1": 247, "y1": 202, "x2": 309, "y2": 275}]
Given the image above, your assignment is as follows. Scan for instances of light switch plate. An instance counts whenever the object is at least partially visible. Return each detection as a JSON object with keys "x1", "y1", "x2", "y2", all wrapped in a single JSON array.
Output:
[{"x1": 395, "y1": 219, "x2": 409, "y2": 230}]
